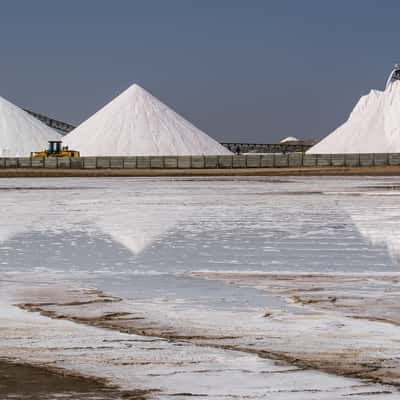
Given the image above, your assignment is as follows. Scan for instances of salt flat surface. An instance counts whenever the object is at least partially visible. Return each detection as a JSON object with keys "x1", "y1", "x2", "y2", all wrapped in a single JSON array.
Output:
[
  {"x1": 308, "y1": 80, "x2": 400, "y2": 153},
  {"x1": 1, "y1": 176, "x2": 400, "y2": 397},
  {"x1": 1, "y1": 282, "x2": 398, "y2": 399},
  {"x1": 64, "y1": 84, "x2": 232, "y2": 156},
  {"x1": 0, "y1": 96, "x2": 61, "y2": 156}
]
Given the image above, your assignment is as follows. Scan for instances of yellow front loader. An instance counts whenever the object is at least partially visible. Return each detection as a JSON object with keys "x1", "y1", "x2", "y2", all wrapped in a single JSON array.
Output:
[{"x1": 31, "y1": 141, "x2": 80, "y2": 158}]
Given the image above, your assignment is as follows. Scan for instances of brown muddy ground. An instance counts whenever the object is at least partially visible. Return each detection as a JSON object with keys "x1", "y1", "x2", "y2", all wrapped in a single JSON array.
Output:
[{"x1": 0, "y1": 360, "x2": 150, "y2": 400}]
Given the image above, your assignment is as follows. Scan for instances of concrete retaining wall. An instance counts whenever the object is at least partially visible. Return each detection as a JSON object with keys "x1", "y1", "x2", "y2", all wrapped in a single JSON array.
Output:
[
  {"x1": 246, "y1": 155, "x2": 261, "y2": 168},
  {"x1": 204, "y1": 156, "x2": 218, "y2": 168},
  {"x1": 360, "y1": 154, "x2": 374, "y2": 167},
  {"x1": 288, "y1": 153, "x2": 302, "y2": 168},
  {"x1": 191, "y1": 156, "x2": 205, "y2": 169},
  {"x1": 345, "y1": 154, "x2": 360, "y2": 167},
  {"x1": 389, "y1": 153, "x2": 400, "y2": 166},
  {"x1": 136, "y1": 157, "x2": 150, "y2": 169},
  {"x1": 0, "y1": 153, "x2": 398, "y2": 170},
  {"x1": 260, "y1": 154, "x2": 274, "y2": 167},
  {"x1": 178, "y1": 156, "x2": 191, "y2": 169},
  {"x1": 374, "y1": 153, "x2": 388, "y2": 166},
  {"x1": 150, "y1": 157, "x2": 163, "y2": 169},
  {"x1": 123, "y1": 157, "x2": 136, "y2": 168}
]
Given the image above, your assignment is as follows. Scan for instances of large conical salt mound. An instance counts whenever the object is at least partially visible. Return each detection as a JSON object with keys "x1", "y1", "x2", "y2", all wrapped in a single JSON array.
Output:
[
  {"x1": 63, "y1": 84, "x2": 232, "y2": 156},
  {"x1": 0, "y1": 96, "x2": 62, "y2": 157},
  {"x1": 308, "y1": 80, "x2": 400, "y2": 154}
]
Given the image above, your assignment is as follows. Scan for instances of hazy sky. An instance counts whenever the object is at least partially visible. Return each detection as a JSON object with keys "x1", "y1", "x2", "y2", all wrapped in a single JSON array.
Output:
[{"x1": 0, "y1": 0, "x2": 398, "y2": 142}]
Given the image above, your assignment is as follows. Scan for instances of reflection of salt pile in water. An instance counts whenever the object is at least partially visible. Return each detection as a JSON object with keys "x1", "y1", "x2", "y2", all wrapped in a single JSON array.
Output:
[
  {"x1": 308, "y1": 66, "x2": 400, "y2": 154},
  {"x1": 0, "y1": 96, "x2": 61, "y2": 157},
  {"x1": 94, "y1": 202, "x2": 192, "y2": 255},
  {"x1": 352, "y1": 216, "x2": 400, "y2": 261},
  {"x1": 0, "y1": 181, "x2": 192, "y2": 256},
  {"x1": 64, "y1": 84, "x2": 232, "y2": 156},
  {"x1": 345, "y1": 195, "x2": 400, "y2": 261}
]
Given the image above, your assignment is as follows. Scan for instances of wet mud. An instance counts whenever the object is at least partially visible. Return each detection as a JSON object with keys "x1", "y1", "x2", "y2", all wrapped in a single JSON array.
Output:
[{"x1": 0, "y1": 359, "x2": 150, "y2": 400}]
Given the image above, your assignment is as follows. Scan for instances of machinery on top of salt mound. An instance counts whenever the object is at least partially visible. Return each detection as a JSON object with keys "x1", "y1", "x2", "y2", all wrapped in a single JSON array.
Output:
[
  {"x1": 31, "y1": 140, "x2": 80, "y2": 158},
  {"x1": 307, "y1": 64, "x2": 400, "y2": 154},
  {"x1": 386, "y1": 64, "x2": 400, "y2": 89}
]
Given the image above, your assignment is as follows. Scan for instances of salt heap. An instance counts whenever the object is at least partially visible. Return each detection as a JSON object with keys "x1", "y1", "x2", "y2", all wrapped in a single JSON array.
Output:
[
  {"x1": 280, "y1": 136, "x2": 299, "y2": 143},
  {"x1": 64, "y1": 84, "x2": 232, "y2": 156},
  {"x1": 0, "y1": 96, "x2": 61, "y2": 157},
  {"x1": 308, "y1": 80, "x2": 400, "y2": 154}
]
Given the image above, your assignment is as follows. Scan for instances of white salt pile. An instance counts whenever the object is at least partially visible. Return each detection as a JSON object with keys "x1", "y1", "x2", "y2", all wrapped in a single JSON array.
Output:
[
  {"x1": 64, "y1": 84, "x2": 232, "y2": 156},
  {"x1": 280, "y1": 136, "x2": 299, "y2": 143},
  {"x1": 308, "y1": 80, "x2": 400, "y2": 154},
  {"x1": 0, "y1": 96, "x2": 61, "y2": 157}
]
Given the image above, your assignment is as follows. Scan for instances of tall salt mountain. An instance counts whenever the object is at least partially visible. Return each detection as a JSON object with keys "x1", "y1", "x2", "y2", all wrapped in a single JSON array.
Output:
[
  {"x1": 64, "y1": 84, "x2": 232, "y2": 156},
  {"x1": 0, "y1": 96, "x2": 61, "y2": 157},
  {"x1": 308, "y1": 80, "x2": 400, "y2": 154}
]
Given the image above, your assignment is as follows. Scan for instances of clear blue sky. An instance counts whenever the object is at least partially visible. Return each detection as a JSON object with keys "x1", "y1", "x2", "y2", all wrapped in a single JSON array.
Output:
[{"x1": 0, "y1": 0, "x2": 398, "y2": 142}]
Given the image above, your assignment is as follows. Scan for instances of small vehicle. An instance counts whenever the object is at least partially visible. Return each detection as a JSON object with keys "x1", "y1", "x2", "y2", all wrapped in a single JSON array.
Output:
[
  {"x1": 31, "y1": 141, "x2": 80, "y2": 158},
  {"x1": 386, "y1": 64, "x2": 400, "y2": 89}
]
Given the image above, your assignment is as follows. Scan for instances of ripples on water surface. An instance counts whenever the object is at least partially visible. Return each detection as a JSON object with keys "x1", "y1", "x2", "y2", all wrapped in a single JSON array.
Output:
[
  {"x1": 2, "y1": 176, "x2": 400, "y2": 398},
  {"x1": 0, "y1": 176, "x2": 399, "y2": 305}
]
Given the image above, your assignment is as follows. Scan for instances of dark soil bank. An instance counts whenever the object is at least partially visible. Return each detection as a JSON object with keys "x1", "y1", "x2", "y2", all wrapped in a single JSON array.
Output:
[{"x1": 0, "y1": 359, "x2": 150, "y2": 400}]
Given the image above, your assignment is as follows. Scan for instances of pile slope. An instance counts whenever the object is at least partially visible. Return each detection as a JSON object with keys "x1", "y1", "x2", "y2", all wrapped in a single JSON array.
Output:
[
  {"x1": 64, "y1": 84, "x2": 232, "y2": 156},
  {"x1": 0, "y1": 96, "x2": 61, "y2": 157},
  {"x1": 308, "y1": 81, "x2": 400, "y2": 154}
]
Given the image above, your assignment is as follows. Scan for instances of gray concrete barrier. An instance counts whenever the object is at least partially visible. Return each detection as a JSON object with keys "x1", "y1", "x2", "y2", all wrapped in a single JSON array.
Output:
[
  {"x1": 260, "y1": 154, "x2": 274, "y2": 167},
  {"x1": 232, "y1": 155, "x2": 246, "y2": 168},
  {"x1": 18, "y1": 158, "x2": 32, "y2": 168},
  {"x1": 316, "y1": 154, "x2": 331, "y2": 167},
  {"x1": 288, "y1": 153, "x2": 302, "y2": 168},
  {"x1": 218, "y1": 155, "x2": 233, "y2": 168},
  {"x1": 191, "y1": 156, "x2": 205, "y2": 169},
  {"x1": 164, "y1": 156, "x2": 178, "y2": 169},
  {"x1": 136, "y1": 156, "x2": 150, "y2": 169},
  {"x1": 360, "y1": 154, "x2": 374, "y2": 167},
  {"x1": 178, "y1": 156, "x2": 191, "y2": 169},
  {"x1": 96, "y1": 157, "x2": 110, "y2": 169},
  {"x1": 389, "y1": 153, "x2": 400, "y2": 166},
  {"x1": 82, "y1": 157, "x2": 97, "y2": 169},
  {"x1": 70, "y1": 158, "x2": 83, "y2": 169},
  {"x1": 374, "y1": 153, "x2": 388, "y2": 166},
  {"x1": 44, "y1": 158, "x2": 57, "y2": 168},
  {"x1": 302, "y1": 154, "x2": 317, "y2": 167},
  {"x1": 345, "y1": 154, "x2": 360, "y2": 167},
  {"x1": 1, "y1": 154, "x2": 400, "y2": 171},
  {"x1": 5, "y1": 158, "x2": 18, "y2": 168},
  {"x1": 149, "y1": 156, "x2": 163, "y2": 169},
  {"x1": 331, "y1": 154, "x2": 345, "y2": 167},
  {"x1": 110, "y1": 157, "x2": 124, "y2": 169},
  {"x1": 31, "y1": 158, "x2": 44, "y2": 168},
  {"x1": 274, "y1": 154, "x2": 289, "y2": 168},
  {"x1": 204, "y1": 155, "x2": 218, "y2": 168},
  {"x1": 57, "y1": 158, "x2": 71, "y2": 168},
  {"x1": 246, "y1": 154, "x2": 261, "y2": 168},
  {"x1": 123, "y1": 157, "x2": 137, "y2": 168}
]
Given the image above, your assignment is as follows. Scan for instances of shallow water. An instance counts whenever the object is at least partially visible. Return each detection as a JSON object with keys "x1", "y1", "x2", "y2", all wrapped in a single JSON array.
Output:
[
  {"x1": 0, "y1": 176, "x2": 399, "y2": 305},
  {"x1": 1, "y1": 176, "x2": 400, "y2": 398}
]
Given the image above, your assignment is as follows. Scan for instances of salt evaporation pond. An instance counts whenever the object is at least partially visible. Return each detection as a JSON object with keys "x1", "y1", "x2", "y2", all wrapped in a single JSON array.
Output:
[{"x1": 1, "y1": 176, "x2": 400, "y2": 399}]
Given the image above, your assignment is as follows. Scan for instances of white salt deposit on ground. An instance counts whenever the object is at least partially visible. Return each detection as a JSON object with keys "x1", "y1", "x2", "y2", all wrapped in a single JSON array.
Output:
[
  {"x1": 308, "y1": 80, "x2": 400, "y2": 154},
  {"x1": 64, "y1": 84, "x2": 232, "y2": 156},
  {"x1": 0, "y1": 96, "x2": 61, "y2": 157}
]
